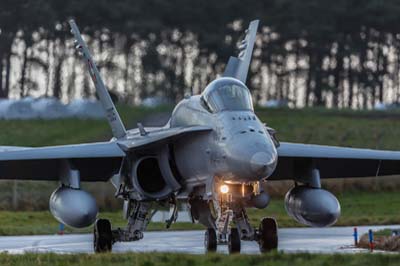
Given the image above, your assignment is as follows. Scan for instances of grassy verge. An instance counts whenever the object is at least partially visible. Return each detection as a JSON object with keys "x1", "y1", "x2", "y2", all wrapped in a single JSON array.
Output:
[
  {"x1": 0, "y1": 105, "x2": 169, "y2": 147},
  {"x1": 372, "y1": 229, "x2": 396, "y2": 237},
  {"x1": 2, "y1": 105, "x2": 400, "y2": 149},
  {"x1": 256, "y1": 107, "x2": 400, "y2": 150},
  {"x1": 0, "y1": 191, "x2": 399, "y2": 236},
  {"x1": 0, "y1": 252, "x2": 399, "y2": 266},
  {"x1": 0, "y1": 210, "x2": 204, "y2": 236}
]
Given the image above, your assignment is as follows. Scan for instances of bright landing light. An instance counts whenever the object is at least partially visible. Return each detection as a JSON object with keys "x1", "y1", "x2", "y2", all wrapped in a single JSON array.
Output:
[{"x1": 220, "y1": 184, "x2": 229, "y2": 194}]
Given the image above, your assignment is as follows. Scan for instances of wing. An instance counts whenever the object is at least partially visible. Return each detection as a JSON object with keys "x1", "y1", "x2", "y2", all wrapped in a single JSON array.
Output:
[
  {"x1": 223, "y1": 20, "x2": 259, "y2": 83},
  {"x1": 270, "y1": 142, "x2": 400, "y2": 180},
  {"x1": 0, "y1": 126, "x2": 212, "y2": 182},
  {"x1": 119, "y1": 125, "x2": 212, "y2": 150},
  {"x1": 0, "y1": 142, "x2": 125, "y2": 181}
]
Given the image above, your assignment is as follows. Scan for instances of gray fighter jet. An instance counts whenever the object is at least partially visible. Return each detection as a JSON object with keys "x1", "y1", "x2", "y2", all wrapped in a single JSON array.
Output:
[{"x1": 1, "y1": 19, "x2": 400, "y2": 254}]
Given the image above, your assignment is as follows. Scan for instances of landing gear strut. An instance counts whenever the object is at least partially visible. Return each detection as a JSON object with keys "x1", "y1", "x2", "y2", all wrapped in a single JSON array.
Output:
[{"x1": 214, "y1": 192, "x2": 244, "y2": 254}]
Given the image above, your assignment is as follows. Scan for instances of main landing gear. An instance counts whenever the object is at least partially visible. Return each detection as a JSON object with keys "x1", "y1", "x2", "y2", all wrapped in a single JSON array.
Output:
[
  {"x1": 94, "y1": 219, "x2": 113, "y2": 252},
  {"x1": 258, "y1": 217, "x2": 278, "y2": 253},
  {"x1": 93, "y1": 195, "x2": 278, "y2": 254},
  {"x1": 93, "y1": 201, "x2": 152, "y2": 253}
]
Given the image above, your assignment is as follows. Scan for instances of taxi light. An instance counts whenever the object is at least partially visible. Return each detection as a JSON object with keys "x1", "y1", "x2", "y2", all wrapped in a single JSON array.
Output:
[{"x1": 220, "y1": 184, "x2": 229, "y2": 194}]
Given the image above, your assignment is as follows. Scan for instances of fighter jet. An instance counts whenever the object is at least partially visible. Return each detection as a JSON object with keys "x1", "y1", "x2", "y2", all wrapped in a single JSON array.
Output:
[{"x1": 1, "y1": 19, "x2": 400, "y2": 254}]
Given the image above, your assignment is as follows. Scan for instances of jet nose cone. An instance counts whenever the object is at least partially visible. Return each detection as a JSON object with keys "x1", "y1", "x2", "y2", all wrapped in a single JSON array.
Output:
[
  {"x1": 250, "y1": 152, "x2": 269, "y2": 172},
  {"x1": 221, "y1": 132, "x2": 278, "y2": 181},
  {"x1": 250, "y1": 152, "x2": 276, "y2": 177}
]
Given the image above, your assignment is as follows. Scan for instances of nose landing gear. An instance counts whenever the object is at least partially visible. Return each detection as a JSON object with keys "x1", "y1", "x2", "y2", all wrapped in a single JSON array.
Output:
[
  {"x1": 204, "y1": 228, "x2": 217, "y2": 252},
  {"x1": 193, "y1": 183, "x2": 279, "y2": 254},
  {"x1": 215, "y1": 192, "x2": 243, "y2": 254},
  {"x1": 203, "y1": 227, "x2": 241, "y2": 254},
  {"x1": 200, "y1": 184, "x2": 278, "y2": 254},
  {"x1": 228, "y1": 228, "x2": 241, "y2": 253},
  {"x1": 202, "y1": 207, "x2": 278, "y2": 254}
]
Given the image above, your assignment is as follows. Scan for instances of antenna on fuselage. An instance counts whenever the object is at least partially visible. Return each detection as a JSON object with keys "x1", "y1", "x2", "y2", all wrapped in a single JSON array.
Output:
[{"x1": 69, "y1": 19, "x2": 127, "y2": 139}]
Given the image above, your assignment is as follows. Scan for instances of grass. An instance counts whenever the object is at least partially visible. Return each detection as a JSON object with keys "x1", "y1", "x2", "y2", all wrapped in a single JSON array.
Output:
[
  {"x1": 0, "y1": 210, "x2": 203, "y2": 236},
  {"x1": 257, "y1": 107, "x2": 400, "y2": 150},
  {"x1": 372, "y1": 229, "x2": 397, "y2": 237},
  {"x1": 2, "y1": 105, "x2": 400, "y2": 149},
  {"x1": 0, "y1": 252, "x2": 399, "y2": 266},
  {"x1": 0, "y1": 105, "x2": 168, "y2": 147},
  {"x1": 0, "y1": 191, "x2": 399, "y2": 236}
]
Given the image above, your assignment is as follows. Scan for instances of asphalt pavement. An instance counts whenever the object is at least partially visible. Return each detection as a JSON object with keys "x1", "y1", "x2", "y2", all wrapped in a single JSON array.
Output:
[{"x1": 0, "y1": 225, "x2": 397, "y2": 254}]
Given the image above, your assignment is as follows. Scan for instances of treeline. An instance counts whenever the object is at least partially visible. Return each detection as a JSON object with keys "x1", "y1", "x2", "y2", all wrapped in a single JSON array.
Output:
[{"x1": 1, "y1": 0, "x2": 400, "y2": 108}]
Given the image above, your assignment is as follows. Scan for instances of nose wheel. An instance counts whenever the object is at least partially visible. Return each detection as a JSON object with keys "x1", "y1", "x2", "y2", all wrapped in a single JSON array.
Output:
[
  {"x1": 258, "y1": 217, "x2": 278, "y2": 253},
  {"x1": 198, "y1": 186, "x2": 278, "y2": 255},
  {"x1": 94, "y1": 218, "x2": 113, "y2": 253},
  {"x1": 204, "y1": 228, "x2": 242, "y2": 254},
  {"x1": 228, "y1": 228, "x2": 241, "y2": 253},
  {"x1": 204, "y1": 228, "x2": 217, "y2": 252}
]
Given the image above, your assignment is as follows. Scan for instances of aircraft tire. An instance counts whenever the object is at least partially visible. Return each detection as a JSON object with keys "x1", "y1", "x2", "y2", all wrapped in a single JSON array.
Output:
[
  {"x1": 258, "y1": 217, "x2": 278, "y2": 253},
  {"x1": 228, "y1": 228, "x2": 241, "y2": 254},
  {"x1": 204, "y1": 228, "x2": 217, "y2": 252},
  {"x1": 94, "y1": 218, "x2": 113, "y2": 253}
]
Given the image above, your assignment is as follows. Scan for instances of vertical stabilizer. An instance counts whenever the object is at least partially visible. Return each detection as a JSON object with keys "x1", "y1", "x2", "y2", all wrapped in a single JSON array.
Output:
[
  {"x1": 69, "y1": 20, "x2": 127, "y2": 139},
  {"x1": 222, "y1": 20, "x2": 259, "y2": 83}
]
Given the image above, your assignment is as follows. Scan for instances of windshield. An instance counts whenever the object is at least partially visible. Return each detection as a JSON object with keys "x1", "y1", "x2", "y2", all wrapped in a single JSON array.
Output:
[{"x1": 202, "y1": 79, "x2": 253, "y2": 112}]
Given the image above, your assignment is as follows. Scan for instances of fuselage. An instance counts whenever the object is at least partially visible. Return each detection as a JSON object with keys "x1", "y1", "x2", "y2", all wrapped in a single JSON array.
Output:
[{"x1": 170, "y1": 77, "x2": 278, "y2": 189}]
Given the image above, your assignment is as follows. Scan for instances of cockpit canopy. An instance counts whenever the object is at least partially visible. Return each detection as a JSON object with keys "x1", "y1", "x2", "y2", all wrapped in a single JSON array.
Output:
[{"x1": 201, "y1": 78, "x2": 253, "y2": 112}]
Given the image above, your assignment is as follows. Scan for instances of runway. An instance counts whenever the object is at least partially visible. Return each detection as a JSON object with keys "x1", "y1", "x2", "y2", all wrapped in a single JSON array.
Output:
[{"x1": 0, "y1": 225, "x2": 397, "y2": 254}]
